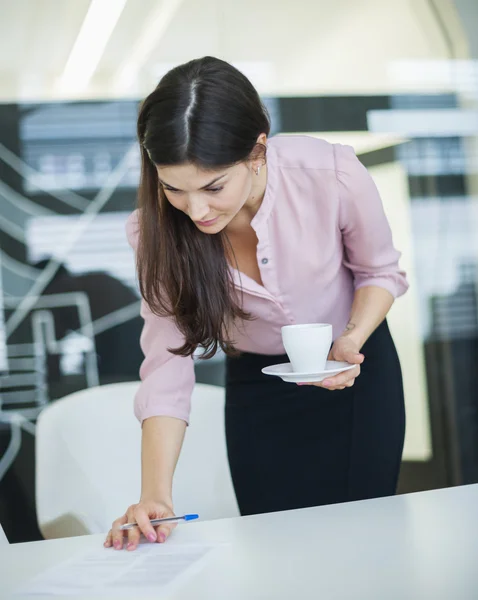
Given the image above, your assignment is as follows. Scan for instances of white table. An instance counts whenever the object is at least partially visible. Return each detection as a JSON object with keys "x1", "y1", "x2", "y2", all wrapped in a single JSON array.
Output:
[{"x1": 2, "y1": 484, "x2": 478, "y2": 599}]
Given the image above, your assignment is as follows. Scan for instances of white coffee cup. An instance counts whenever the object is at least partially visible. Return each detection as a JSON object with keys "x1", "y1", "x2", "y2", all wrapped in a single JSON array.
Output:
[{"x1": 281, "y1": 323, "x2": 333, "y2": 373}]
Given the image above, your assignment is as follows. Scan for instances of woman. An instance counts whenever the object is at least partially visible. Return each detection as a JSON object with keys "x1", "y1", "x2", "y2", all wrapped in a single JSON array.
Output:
[{"x1": 105, "y1": 56, "x2": 408, "y2": 551}]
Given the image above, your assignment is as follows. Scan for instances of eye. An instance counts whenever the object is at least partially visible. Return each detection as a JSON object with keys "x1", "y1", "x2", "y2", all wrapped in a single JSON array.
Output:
[
  {"x1": 207, "y1": 186, "x2": 223, "y2": 193},
  {"x1": 164, "y1": 186, "x2": 181, "y2": 194}
]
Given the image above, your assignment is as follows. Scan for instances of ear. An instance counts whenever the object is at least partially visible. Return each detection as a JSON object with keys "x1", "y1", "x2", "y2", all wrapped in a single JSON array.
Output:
[
  {"x1": 251, "y1": 133, "x2": 268, "y2": 173},
  {"x1": 256, "y1": 132, "x2": 268, "y2": 146}
]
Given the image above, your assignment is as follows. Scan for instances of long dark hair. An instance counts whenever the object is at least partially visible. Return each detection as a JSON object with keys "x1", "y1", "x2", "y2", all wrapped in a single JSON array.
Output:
[{"x1": 136, "y1": 56, "x2": 271, "y2": 358}]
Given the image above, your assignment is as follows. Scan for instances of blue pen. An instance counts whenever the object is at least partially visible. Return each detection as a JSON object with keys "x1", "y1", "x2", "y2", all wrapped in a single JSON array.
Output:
[{"x1": 120, "y1": 514, "x2": 199, "y2": 531}]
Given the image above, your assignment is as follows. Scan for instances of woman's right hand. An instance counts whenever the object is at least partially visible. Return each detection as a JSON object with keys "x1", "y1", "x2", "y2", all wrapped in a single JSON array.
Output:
[{"x1": 104, "y1": 499, "x2": 177, "y2": 551}]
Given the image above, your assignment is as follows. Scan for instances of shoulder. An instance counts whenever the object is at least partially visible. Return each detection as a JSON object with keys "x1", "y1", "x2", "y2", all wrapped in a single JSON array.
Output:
[
  {"x1": 125, "y1": 209, "x2": 140, "y2": 250},
  {"x1": 268, "y1": 135, "x2": 356, "y2": 172}
]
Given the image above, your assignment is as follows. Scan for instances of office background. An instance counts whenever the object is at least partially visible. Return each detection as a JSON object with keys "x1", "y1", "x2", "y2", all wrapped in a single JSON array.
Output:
[{"x1": 0, "y1": 0, "x2": 477, "y2": 542}]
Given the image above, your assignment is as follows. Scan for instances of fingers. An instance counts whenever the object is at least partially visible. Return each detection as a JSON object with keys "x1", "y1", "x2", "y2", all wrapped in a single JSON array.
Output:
[
  {"x1": 334, "y1": 352, "x2": 364, "y2": 366},
  {"x1": 323, "y1": 365, "x2": 360, "y2": 388},
  {"x1": 299, "y1": 365, "x2": 361, "y2": 391},
  {"x1": 104, "y1": 504, "x2": 177, "y2": 550},
  {"x1": 347, "y1": 352, "x2": 364, "y2": 364},
  {"x1": 156, "y1": 520, "x2": 177, "y2": 544},
  {"x1": 104, "y1": 529, "x2": 112, "y2": 548},
  {"x1": 110, "y1": 513, "x2": 128, "y2": 550},
  {"x1": 126, "y1": 506, "x2": 143, "y2": 551},
  {"x1": 131, "y1": 507, "x2": 158, "y2": 549}
]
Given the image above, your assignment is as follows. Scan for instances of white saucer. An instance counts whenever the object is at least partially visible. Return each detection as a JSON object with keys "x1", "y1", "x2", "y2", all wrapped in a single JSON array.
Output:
[{"x1": 261, "y1": 361, "x2": 356, "y2": 383}]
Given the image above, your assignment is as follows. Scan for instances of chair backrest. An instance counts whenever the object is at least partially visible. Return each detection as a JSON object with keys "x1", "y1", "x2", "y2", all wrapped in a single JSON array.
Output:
[
  {"x1": 36, "y1": 382, "x2": 239, "y2": 539},
  {"x1": 0, "y1": 523, "x2": 8, "y2": 545}
]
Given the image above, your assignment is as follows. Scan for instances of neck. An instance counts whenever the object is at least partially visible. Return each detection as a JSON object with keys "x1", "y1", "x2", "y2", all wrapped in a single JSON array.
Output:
[{"x1": 227, "y1": 165, "x2": 268, "y2": 233}]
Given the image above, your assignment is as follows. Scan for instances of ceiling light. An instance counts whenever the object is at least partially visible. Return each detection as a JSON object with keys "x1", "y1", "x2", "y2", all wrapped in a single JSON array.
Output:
[{"x1": 57, "y1": 0, "x2": 128, "y2": 96}]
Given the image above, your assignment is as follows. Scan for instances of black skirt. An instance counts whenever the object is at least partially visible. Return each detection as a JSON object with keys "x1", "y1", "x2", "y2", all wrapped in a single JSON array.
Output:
[{"x1": 225, "y1": 320, "x2": 405, "y2": 516}]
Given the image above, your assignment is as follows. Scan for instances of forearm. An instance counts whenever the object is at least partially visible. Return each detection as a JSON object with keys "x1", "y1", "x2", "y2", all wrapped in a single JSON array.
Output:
[
  {"x1": 342, "y1": 286, "x2": 394, "y2": 348},
  {"x1": 140, "y1": 416, "x2": 187, "y2": 504}
]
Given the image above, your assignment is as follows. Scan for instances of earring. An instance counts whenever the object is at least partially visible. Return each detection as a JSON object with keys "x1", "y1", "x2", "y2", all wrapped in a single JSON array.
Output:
[{"x1": 255, "y1": 166, "x2": 261, "y2": 176}]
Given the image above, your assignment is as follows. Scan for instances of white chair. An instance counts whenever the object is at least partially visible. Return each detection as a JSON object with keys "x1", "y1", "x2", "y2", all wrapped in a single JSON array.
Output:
[
  {"x1": 36, "y1": 382, "x2": 239, "y2": 539},
  {"x1": 0, "y1": 523, "x2": 9, "y2": 545}
]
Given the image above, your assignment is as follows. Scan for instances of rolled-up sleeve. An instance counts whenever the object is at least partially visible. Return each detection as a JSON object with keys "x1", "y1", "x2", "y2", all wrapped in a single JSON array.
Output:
[
  {"x1": 334, "y1": 144, "x2": 409, "y2": 299},
  {"x1": 126, "y1": 211, "x2": 195, "y2": 426}
]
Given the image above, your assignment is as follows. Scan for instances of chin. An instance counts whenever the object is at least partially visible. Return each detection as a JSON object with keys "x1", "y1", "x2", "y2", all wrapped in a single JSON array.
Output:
[{"x1": 198, "y1": 224, "x2": 224, "y2": 235}]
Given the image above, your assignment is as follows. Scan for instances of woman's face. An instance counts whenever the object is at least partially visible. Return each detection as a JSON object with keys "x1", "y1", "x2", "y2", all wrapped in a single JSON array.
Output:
[{"x1": 155, "y1": 161, "x2": 255, "y2": 234}]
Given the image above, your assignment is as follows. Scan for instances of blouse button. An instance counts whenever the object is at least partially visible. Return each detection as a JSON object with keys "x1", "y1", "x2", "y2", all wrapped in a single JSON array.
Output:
[{"x1": 261, "y1": 258, "x2": 269, "y2": 265}]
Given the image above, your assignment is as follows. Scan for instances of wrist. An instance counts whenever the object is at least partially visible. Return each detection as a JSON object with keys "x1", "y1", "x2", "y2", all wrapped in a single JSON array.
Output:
[
  {"x1": 340, "y1": 322, "x2": 367, "y2": 349},
  {"x1": 140, "y1": 495, "x2": 174, "y2": 509},
  {"x1": 140, "y1": 487, "x2": 173, "y2": 506}
]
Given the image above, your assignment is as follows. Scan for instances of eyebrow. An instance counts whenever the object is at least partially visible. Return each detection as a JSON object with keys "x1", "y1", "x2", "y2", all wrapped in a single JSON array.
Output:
[{"x1": 158, "y1": 173, "x2": 227, "y2": 191}]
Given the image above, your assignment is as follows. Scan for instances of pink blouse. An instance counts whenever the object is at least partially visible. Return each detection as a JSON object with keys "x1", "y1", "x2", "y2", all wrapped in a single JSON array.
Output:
[{"x1": 126, "y1": 135, "x2": 409, "y2": 425}]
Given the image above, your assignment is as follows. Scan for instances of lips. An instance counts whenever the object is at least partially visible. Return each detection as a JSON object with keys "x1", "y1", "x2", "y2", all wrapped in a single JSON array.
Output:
[{"x1": 196, "y1": 217, "x2": 219, "y2": 227}]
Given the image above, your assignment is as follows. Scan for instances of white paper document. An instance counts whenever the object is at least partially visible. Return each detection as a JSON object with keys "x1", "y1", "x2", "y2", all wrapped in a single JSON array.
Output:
[{"x1": 16, "y1": 542, "x2": 221, "y2": 596}]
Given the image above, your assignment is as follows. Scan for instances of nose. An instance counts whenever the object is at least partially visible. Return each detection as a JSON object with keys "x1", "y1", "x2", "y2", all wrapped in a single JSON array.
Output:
[{"x1": 187, "y1": 196, "x2": 210, "y2": 222}]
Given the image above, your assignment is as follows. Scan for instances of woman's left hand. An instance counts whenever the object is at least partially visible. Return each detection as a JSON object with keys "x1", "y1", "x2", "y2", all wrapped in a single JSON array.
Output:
[{"x1": 302, "y1": 335, "x2": 364, "y2": 390}]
